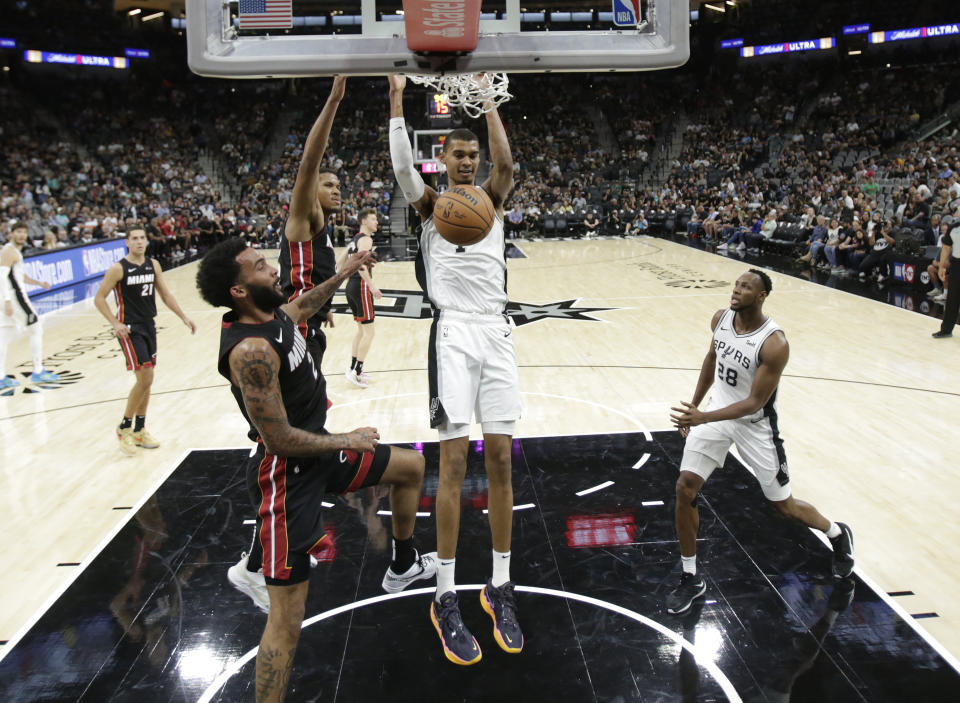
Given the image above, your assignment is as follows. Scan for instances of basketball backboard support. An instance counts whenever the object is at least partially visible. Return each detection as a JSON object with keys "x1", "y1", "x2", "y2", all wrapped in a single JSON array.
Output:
[{"x1": 185, "y1": 0, "x2": 689, "y2": 79}]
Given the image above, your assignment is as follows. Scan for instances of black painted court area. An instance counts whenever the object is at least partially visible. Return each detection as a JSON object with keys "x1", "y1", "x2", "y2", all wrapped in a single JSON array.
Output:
[{"x1": 1, "y1": 432, "x2": 957, "y2": 702}]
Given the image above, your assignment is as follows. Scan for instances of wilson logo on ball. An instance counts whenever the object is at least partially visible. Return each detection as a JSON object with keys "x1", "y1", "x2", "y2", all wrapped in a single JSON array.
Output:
[{"x1": 434, "y1": 185, "x2": 495, "y2": 246}]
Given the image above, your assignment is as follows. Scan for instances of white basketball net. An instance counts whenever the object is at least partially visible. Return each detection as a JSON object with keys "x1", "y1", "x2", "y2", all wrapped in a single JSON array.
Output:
[{"x1": 407, "y1": 72, "x2": 511, "y2": 119}]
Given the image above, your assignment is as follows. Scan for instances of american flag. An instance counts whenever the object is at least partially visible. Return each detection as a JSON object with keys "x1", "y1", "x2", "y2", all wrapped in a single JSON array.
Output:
[{"x1": 238, "y1": 0, "x2": 293, "y2": 29}]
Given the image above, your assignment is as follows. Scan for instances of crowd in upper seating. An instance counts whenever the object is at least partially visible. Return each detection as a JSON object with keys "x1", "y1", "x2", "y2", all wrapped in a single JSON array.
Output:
[{"x1": 2, "y1": 23, "x2": 960, "y2": 300}]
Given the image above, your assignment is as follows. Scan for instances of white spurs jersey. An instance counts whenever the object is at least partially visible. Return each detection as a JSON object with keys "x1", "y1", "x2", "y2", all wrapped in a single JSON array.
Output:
[
  {"x1": 419, "y1": 212, "x2": 507, "y2": 314},
  {"x1": 708, "y1": 308, "x2": 783, "y2": 419}
]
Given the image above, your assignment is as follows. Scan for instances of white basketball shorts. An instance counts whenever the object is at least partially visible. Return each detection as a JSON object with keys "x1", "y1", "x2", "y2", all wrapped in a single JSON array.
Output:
[
  {"x1": 427, "y1": 310, "x2": 521, "y2": 429},
  {"x1": 680, "y1": 414, "x2": 791, "y2": 501}
]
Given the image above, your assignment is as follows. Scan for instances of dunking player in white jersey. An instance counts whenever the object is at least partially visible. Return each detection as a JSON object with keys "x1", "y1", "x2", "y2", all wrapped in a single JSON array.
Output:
[
  {"x1": 666, "y1": 269, "x2": 854, "y2": 615},
  {"x1": 389, "y1": 73, "x2": 523, "y2": 666}
]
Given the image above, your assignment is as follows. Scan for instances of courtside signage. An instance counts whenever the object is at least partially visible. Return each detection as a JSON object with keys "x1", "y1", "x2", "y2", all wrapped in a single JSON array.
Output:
[
  {"x1": 869, "y1": 23, "x2": 960, "y2": 43},
  {"x1": 22, "y1": 239, "x2": 129, "y2": 296},
  {"x1": 23, "y1": 49, "x2": 128, "y2": 69},
  {"x1": 740, "y1": 37, "x2": 835, "y2": 58}
]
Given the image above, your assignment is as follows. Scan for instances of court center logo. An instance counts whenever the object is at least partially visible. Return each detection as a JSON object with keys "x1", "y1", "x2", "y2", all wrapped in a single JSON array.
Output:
[{"x1": 329, "y1": 289, "x2": 617, "y2": 326}]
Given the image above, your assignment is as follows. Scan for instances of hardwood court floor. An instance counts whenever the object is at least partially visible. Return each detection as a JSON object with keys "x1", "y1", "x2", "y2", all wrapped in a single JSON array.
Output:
[{"x1": 1, "y1": 236, "x2": 957, "y2": 670}]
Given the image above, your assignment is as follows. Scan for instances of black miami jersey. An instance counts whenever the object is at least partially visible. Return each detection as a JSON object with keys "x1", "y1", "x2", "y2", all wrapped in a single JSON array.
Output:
[
  {"x1": 114, "y1": 258, "x2": 157, "y2": 325},
  {"x1": 217, "y1": 307, "x2": 327, "y2": 442},
  {"x1": 278, "y1": 225, "x2": 337, "y2": 336}
]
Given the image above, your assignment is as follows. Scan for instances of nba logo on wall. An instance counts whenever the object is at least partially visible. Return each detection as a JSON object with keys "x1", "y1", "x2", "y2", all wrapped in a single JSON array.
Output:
[{"x1": 612, "y1": 0, "x2": 641, "y2": 26}]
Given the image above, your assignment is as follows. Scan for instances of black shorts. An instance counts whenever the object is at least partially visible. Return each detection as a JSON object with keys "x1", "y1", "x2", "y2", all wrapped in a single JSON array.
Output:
[
  {"x1": 346, "y1": 277, "x2": 375, "y2": 324},
  {"x1": 118, "y1": 322, "x2": 157, "y2": 371},
  {"x1": 246, "y1": 440, "x2": 392, "y2": 586}
]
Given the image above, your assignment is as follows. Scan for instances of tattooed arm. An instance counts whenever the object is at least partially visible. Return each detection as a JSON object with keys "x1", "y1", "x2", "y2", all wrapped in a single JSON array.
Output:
[
  {"x1": 228, "y1": 337, "x2": 379, "y2": 456},
  {"x1": 279, "y1": 249, "x2": 375, "y2": 325}
]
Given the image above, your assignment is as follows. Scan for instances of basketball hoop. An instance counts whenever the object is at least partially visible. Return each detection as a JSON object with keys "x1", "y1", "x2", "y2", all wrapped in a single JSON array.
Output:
[{"x1": 407, "y1": 72, "x2": 511, "y2": 119}]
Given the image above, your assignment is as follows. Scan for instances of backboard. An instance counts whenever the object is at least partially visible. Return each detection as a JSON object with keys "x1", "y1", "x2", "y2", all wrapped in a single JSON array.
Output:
[{"x1": 185, "y1": 0, "x2": 689, "y2": 79}]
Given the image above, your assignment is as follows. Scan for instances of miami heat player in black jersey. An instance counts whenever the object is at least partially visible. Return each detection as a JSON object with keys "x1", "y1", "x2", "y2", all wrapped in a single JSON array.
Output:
[
  {"x1": 197, "y1": 235, "x2": 435, "y2": 703},
  {"x1": 278, "y1": 222, "x2": 337, "y2": 364},
  {"x1": 94, "y1": 228, "x2": 196, "y2": 454}
]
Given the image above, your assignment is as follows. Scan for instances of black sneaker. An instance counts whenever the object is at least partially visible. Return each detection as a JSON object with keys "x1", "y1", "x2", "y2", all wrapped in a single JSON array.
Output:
[
  {"x1": 480, "y1": 579, "x2": 524, "y2": 653},
  {"x1": 830, "y1": 522, "x2": 855, "y2": 578},
  {"x1": 430, "y1": 592, "x2": 482, "y2": 665},
  {"x1": 828, "y1": 577, "x2": 856, "y2": 612},
  {"x1": 666, "y1": 572, "x2": 706, "y2": 615},
  {"x1": 932, "y1": 330, "x2": 953, "y2": 339}
]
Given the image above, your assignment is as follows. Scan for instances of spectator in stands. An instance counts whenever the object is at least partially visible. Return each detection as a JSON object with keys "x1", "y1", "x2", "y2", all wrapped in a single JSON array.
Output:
[
  {"x1": 927, "y1": 220, "x2": 949, "y2": 304},
  {"x1": 626, "y1": 211, "x2": 648, "y2": 236},
  {"x1": 823, "y1": 218, "x2": 847, "y2": 274},
  {"x1": 797, "y1": 215, "x2": 827, "y2": 267},
  {"x1": 505, "y1": 203, "x2": 524, "y2": 240},
  {"x1": 859, "y1": 221, "x2": 896, "y2": 282},
  {"x1": 583, "y1": 210, "x2": 600, "y2": 239},
  {"x1": 845, "y1": 225, "x2": 869, "y2": 273}
]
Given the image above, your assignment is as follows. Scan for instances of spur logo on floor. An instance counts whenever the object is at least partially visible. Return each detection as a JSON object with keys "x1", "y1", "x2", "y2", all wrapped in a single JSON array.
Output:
[
  {"x1": 1, "y1": 369, "x2": 84, "y2": 396},
  {"x1": 329, "y1": 289, "x2": 618, "y2": 326},
  {"x1": 632, "y1": 262, "x2": 728, "y2": 289}
]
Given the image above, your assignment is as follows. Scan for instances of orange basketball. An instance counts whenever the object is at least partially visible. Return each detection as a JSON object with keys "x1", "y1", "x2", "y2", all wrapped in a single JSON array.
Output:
[{"x1": 433, "y1": 185, "x2": 495, "y2": 246}]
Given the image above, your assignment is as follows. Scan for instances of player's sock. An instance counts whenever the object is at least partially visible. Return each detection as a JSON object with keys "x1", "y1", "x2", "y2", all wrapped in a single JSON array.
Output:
[
  {"x1": 391, "y1": 536, "x2": 416, "y2": 573},
  {"x1": 119, "y1": 417, "x2": 133, "y2": 430},
  {"x1": 681, "y1": 554, "x2": 697, "y2": 575},
  {"x1": 350, "y1": 356, "x2": 357, "y2": 371},
  {"x1": 492, "y1": 549, "x2": 511, "y2": 587},
  {"x1": 826, "y1": 522, "x2": 841, "y2": 539},
  {"x1": 436, "y1": 558, "x2": 456, "y2": 600},
  {"x1": 134, "y1": 415, "x2": 146, "y2": 432},
  {"x1": 29, "y1": 322, "x2": 44, "y2": 373},
  {"x1": 355, "y1": 360, "x2": 364, "y2": 375}
]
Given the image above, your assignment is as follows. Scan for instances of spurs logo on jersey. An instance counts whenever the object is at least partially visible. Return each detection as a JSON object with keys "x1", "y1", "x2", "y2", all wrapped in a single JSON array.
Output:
[{"x1": 708, "y1": 308, "x2": 782, "y2": 416}]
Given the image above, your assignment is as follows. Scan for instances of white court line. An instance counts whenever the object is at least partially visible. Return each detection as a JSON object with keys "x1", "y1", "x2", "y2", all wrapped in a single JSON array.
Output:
[
  {"x1": 376, "y1": 510, "x2": 431, "y2": 517},
  {"x1": 727, "y1": 445, "x2": 960, "y2": 676},
  {"x1": 576, "y1": 480, "x2": 614, "y2": 497},
  {"x1": 0, "y1": 447, "x2": 196, "y2": 663},
  {"x1": 195, "y1": 584, "x2": 743, "y2": 703},
  {"x1": 633, "y1": 453, "x2": 652, "y2": 469}
]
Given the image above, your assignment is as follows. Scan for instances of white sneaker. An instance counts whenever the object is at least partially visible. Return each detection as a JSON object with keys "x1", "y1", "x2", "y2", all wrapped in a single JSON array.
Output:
[
  {"x1": 927, "y1": 288, "x2": 943, "y2": 299},
  {"x1": 346, "y1": 369, "x2": 369, "y2": 388},
  {"x1": 736, "y1": 242, "x2": 746, "y2": 251},
  {"x1": 381, "y1": 550, "x2": 438, "y2": 593},
  {"x1": 227, "y1": 552, "x2": 270, "y2": 613},
  {"x1": 934, "y1": 291, "x2": 948, "y2": 303},
  {"x1": 716, "y1": 242, "x2": 728, "y2": 250}
]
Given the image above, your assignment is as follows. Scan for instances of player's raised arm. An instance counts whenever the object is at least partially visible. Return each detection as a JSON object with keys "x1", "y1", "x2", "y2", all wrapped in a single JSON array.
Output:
[
  {"x1": 480, "y1": 80, "x2": 514, "y2": 212},
  {"x1": 388, "y1": 74, "x2": 437, "y2": 217},
  {"x1": 287, "y1": 77, "x2": 346, "y2": 242}
]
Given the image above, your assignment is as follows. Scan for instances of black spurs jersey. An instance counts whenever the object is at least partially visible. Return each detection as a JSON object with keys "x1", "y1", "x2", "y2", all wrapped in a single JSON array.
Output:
[
  {"x1": 345, "y1": 233, "x2": 373, "y2": 283},
  {"x1": 217, "y1": 307, "x2": 327, "y2": 443},
  {"x1": 115, "y1": 258, "x2": 157, "y2": 324},
  {"x1": 278, "y1": 223, "x2": 337, "y2": 335}
]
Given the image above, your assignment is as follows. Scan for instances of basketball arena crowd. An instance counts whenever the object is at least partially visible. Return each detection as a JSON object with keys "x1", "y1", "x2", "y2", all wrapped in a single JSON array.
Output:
[{"x1": 2, "y1": 0, "x2": 960, "y2": 310}]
